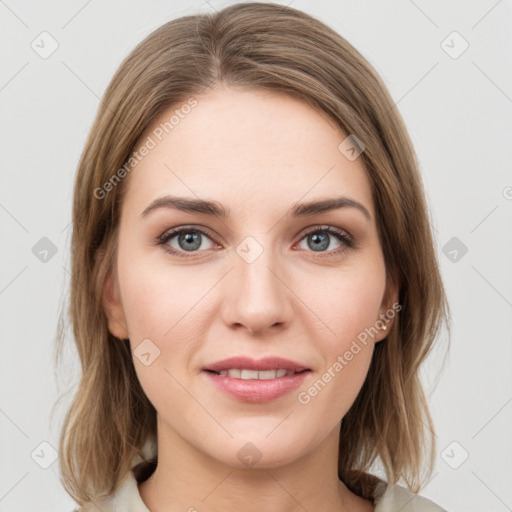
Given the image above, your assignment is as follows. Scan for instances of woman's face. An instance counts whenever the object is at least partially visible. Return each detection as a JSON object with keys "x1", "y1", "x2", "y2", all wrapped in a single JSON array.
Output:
[{"x1": 104, "y1": 87, "x2": 397, "y2": 468}]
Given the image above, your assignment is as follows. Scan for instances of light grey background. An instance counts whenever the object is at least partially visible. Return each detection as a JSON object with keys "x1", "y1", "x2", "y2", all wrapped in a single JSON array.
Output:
[{"x1": 1, "y1": 1, "x2": 511, "y2": 511}]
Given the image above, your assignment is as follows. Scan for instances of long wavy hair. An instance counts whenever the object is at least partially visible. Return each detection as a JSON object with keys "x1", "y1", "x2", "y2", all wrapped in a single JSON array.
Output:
[{"x1": 54, "y1": 2, "x2": 449, "y2": 505}]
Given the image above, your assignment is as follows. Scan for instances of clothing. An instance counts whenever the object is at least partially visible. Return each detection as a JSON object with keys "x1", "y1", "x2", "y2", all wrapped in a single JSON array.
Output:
[{"x1": 74, "y1": 467, "x2": 448, "y2": 511}]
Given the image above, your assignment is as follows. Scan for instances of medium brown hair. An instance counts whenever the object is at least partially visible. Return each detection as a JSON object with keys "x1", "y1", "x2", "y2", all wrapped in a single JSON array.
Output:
[{"x1": 55, "y1": 2, "x2": 449, "y2": 505}]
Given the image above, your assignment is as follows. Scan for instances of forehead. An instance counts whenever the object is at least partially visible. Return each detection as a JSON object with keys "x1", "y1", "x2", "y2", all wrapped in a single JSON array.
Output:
[{"x1": 121, "y1": 87, "x2": 374, "y2": 222}]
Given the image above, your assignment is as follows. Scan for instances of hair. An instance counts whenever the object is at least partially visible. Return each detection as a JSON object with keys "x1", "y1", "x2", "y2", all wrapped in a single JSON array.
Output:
[{"x1": 55, "y1": 1, "x2": 449, "y2": 505}]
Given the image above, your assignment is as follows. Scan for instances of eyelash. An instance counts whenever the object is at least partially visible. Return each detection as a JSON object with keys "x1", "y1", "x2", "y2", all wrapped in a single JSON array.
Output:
[{"x1": 155, "y1": 224, "x2": 355, "y2": 260}]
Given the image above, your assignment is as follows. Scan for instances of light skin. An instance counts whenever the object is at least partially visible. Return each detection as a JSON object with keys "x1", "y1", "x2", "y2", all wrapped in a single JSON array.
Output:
[{"x1": 103, "y1": 86, "x2": 398, "y2": 512}]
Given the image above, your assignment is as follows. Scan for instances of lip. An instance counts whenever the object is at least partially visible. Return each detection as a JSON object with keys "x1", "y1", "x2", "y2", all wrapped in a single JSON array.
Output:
[
  {"x1": 203, "y1": 371, "x2": 310, "y2": 403},
  {"x1": 203, "y1": 356, "x2": 310, "y2": 373},
  {"x1": 202, "y1": 356, "x2": 311, "y2": 403}
]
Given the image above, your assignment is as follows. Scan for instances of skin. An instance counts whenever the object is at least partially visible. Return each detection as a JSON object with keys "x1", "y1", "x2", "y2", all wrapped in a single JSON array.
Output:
[{"x1": 103, "y1": 86, "x2": 398, "y2": 512}]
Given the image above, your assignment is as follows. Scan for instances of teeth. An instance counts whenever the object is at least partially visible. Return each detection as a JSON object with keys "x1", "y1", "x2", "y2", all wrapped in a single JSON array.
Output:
[
  {"x1": 216, "y1": 368, "x2": 296, "y2": 379},
  {"x1": 258, "y1": 370, "x2": 278, "y2": 379},
  {"x1": 240, "y1": 369, "x2": 259, "y2": 379}
]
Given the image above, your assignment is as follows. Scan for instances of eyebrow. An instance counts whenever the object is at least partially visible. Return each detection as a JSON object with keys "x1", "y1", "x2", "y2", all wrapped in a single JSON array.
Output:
[{"x1": 140, "y1": 195, "x2": 371, "y2": 221}]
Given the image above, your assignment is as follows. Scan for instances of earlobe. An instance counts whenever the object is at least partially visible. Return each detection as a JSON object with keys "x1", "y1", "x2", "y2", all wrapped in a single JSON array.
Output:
[
  {"x1": 375, "y1": 271, "x2": 400, "y2": 343},
  {"x1": 102, "y1": 268, "x2": 129, "y2": 340},
  {"x1": 374, "y1": 320, "x2": 388, "y2": 344}
]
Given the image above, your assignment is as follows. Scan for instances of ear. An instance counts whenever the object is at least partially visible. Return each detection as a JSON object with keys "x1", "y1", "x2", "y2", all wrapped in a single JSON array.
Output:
[
  {"x1": 374, "y1": 269, "x2": 399, "y2": 343},
  {"x1": 102, "y1": 264, "x2": 130, "y2": 340}
]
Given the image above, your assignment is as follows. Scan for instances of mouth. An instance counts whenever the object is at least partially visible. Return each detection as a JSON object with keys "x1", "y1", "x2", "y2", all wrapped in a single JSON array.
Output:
[
  {"x1": 203, "y1": 356, "x2": 310, "y2": 374},
  {"x1": 202, "y1": 356, "x2": 311, "y2": 402},
  {"x1": 204, "y1": 368, "x2": 309, "y2": 379}
]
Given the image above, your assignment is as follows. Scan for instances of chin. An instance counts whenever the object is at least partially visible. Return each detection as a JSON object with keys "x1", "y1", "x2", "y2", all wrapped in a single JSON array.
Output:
[{"x1": 194, "y1": 430, "x2": 311, "y2": 471}]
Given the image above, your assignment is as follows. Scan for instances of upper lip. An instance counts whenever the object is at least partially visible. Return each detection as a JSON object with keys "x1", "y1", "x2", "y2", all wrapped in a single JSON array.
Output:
[{"x1": 203, "y1": 356, "x2": 310, "y2": 373}]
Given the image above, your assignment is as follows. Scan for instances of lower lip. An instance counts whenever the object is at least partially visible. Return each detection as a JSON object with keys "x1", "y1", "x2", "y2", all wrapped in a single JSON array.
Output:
[{"x1": 203, "y1": 370, "x2": 310, "y2": 403}]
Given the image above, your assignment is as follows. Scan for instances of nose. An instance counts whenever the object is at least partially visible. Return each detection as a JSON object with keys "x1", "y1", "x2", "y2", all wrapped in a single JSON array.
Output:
[{"x1": 220, "y1": 242, "x2": 293, "y2": 336}]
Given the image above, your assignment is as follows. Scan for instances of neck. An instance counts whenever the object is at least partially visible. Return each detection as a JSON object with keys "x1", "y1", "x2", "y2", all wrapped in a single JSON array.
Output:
[{"x1": 138, "y1": 416, "x2": 374, "y2": 512}]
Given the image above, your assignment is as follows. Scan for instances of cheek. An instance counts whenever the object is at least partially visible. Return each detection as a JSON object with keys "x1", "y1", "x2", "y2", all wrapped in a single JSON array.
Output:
[
  {"x1": 118, "y1": 261, "x2": 205, "y2": 412},
  {"x1": 300, "y1": 261, "x2": 386, "y2": 345},
  {"x1": 118, "y1": 253, "x2": 208, "y2": 341},
  {"x1": 116, "y1": 255, "x2": 207, "y2": 393},
  {"x1": 295, "y1": 263, "x2": 385, "y2": 411}
]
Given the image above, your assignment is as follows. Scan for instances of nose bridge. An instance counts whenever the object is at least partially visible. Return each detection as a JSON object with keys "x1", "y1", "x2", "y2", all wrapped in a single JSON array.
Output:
[{"x1": 222, "y1": 234, "x2": 291, "y2": 334}]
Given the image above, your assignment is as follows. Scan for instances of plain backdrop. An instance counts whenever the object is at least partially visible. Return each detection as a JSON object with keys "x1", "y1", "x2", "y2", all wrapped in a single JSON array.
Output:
[{"x1": 1, "y1": 1, "x2": 511, "y2": 511}]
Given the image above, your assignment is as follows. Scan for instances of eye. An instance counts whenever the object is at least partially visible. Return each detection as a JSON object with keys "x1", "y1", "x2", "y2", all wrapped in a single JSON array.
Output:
[
  {"x1": 295, "y1": 225, "x2": 354, "y2": 259},
  {"x1": 156, "y1": 224, "x2": 354, "y2": 259},
  {"x1": 156, "y1": 226, "x2": 218, "y2": 258}
]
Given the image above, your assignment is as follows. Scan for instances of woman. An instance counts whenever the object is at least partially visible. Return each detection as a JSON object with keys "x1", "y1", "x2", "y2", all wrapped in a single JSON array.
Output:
[{"x1": 57, "y1": 3, "x2": 450, "y2": 510}]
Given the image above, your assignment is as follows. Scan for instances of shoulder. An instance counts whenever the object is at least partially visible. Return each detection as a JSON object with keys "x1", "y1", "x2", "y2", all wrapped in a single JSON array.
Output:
[
  {"x1": 373, "y1": 480, "x2": 448, "y2": 511},
  {"x1": 70, "y1": 469, "x2": 150, "y2": 512},
  {"x1": 72, "y1": 500, "x2": 116, "y2": 512},
  {"x1": 72, "y1": 505, "x2": 95, "y2": 512},
  {"x1": 72, "y1": 505, "x2": 97, "y2": 512}
]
